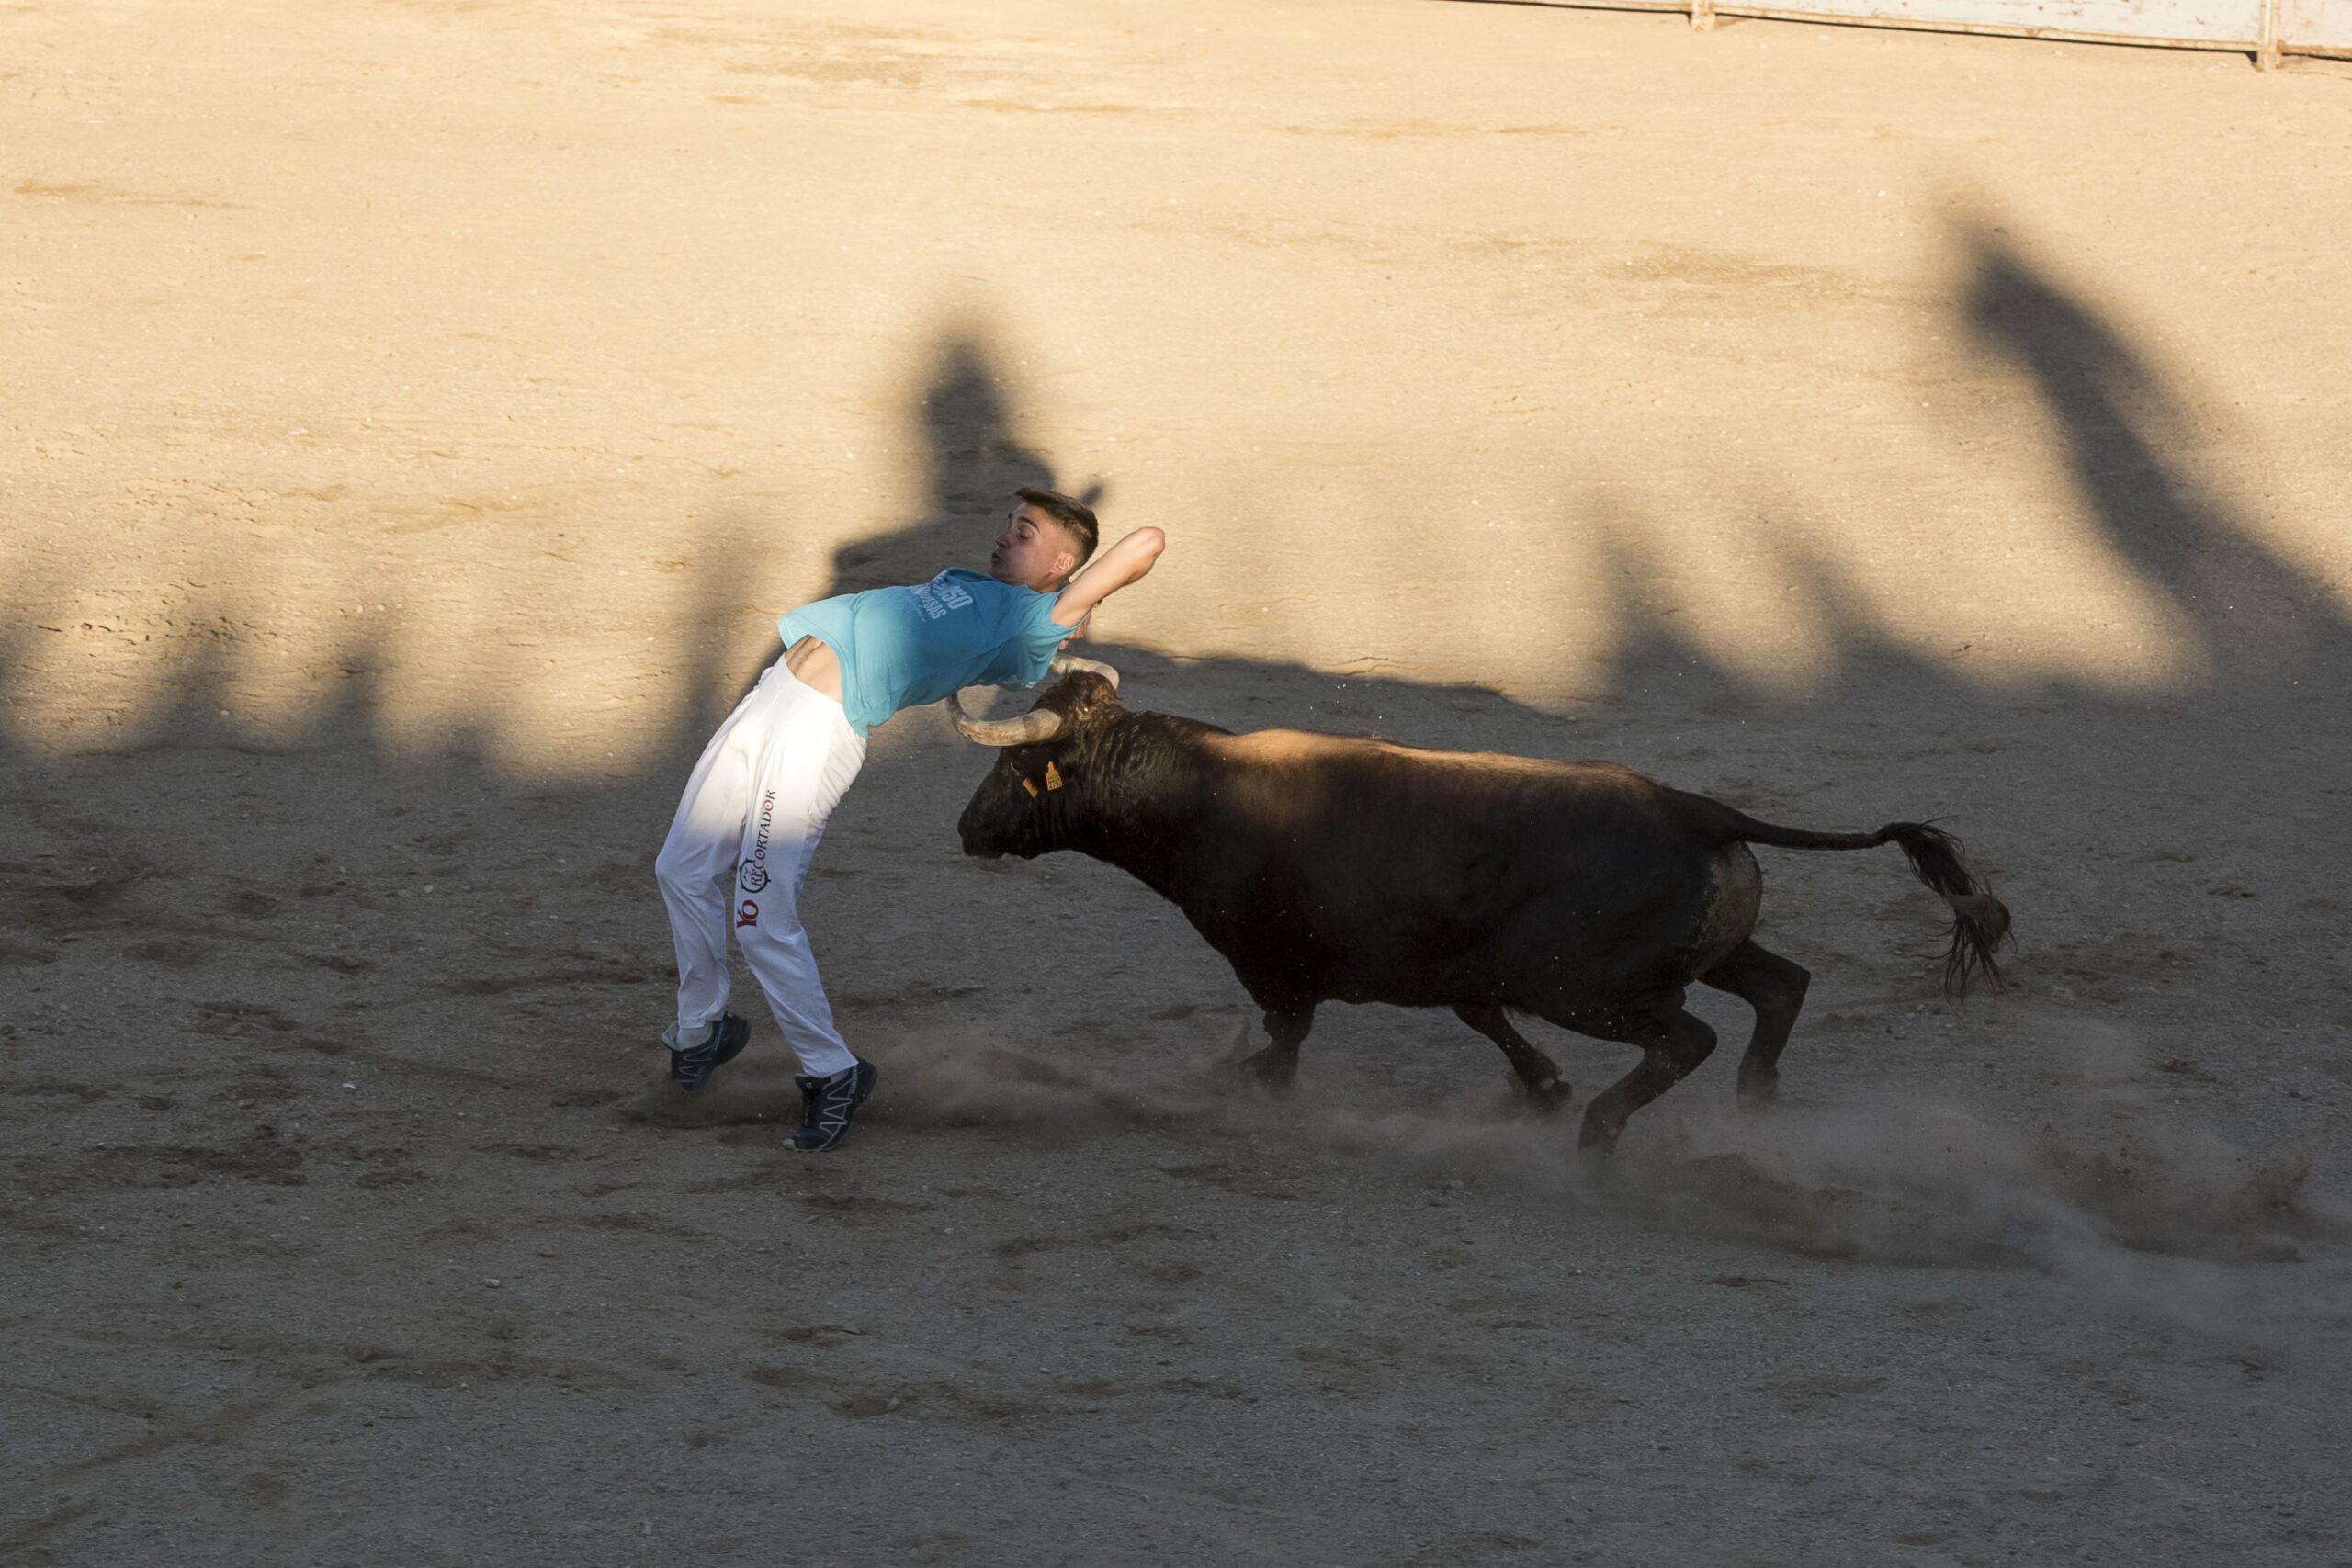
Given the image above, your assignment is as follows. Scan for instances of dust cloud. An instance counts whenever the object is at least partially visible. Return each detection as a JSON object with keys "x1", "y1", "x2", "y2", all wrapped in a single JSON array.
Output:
[
  {"x1": 626, "y1": 1029, "x2": 1203, "y2": 1136},
  {"x1": 1310, "y1": 1017, "x2": 2344, "y2": 1345},
  {"x1": 650, "y1": 1019, "x2": 2341, "y2": 1299}
]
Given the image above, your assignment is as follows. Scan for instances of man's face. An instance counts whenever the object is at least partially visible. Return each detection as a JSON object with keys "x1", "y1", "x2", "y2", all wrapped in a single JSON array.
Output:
[{"x1": 989, "y1": 504, "x2": 1078, "y2": 590}]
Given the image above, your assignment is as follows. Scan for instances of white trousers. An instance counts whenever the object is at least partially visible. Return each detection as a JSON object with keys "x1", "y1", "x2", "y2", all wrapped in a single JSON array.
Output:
[{"x1": 655, "y1": 661, "x2": 866, "y2": 1077}]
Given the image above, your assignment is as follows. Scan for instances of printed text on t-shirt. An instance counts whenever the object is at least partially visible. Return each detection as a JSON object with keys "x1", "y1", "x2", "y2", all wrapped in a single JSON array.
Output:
[{"x1": 910, "y1": 572, "x2": 976, "y2": 621}]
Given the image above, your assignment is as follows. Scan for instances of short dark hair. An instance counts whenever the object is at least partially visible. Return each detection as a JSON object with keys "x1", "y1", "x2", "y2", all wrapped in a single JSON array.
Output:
[{"x1": 1013, "y1": 487, "x2": 1099, "y2": 566}]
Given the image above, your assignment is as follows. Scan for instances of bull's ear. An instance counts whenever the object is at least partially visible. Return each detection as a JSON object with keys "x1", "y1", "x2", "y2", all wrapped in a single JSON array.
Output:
[{"x1": 1064, "y1": 671, "x2": 1123, "y2": 719}]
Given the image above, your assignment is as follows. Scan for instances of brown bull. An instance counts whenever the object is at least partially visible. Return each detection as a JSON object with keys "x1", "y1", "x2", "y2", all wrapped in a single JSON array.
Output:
[{"x1": 955, "y1": 666, "x2": 2011, "y2": 1156}]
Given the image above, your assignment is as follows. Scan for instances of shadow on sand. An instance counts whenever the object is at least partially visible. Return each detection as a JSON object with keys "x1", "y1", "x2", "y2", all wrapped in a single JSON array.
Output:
[{"x1": 1, "y1": 214, "x2": 2343, "y2": 1149}]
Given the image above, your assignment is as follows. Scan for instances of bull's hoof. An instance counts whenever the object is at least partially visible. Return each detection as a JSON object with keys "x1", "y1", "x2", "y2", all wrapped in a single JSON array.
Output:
[
  {"x1": 1736, "y1": 1068, "x2": 1780, "y2": 1116},
  {"x1": 1576, "y1": 1138, "x2": 1621, "y2": 1187},
  {"x1": 1238, "y1": 1049, "x2": 1300, "y2": 1096},
  {"x1": 1521, "y1": 1076, "x2": 1574, "y2": 1115},
  {"x1": 1577, "y1": 1113, "x2": 1624, "y2": 1159}
]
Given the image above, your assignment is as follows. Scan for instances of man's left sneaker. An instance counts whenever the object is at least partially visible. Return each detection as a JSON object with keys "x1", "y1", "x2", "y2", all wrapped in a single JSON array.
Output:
[
  {"x1": 663, "y1": 1014, "x2": 751, "y2": 1092},
  {"x1": 786, "y1": 1058, "x2": 879, "y2": 1152}
]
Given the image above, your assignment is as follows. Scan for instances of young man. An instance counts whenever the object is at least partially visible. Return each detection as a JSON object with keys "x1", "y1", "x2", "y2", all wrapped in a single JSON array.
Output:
[{"x1": 653, "y1": 488, "x2": 1165, "y2": 1151}]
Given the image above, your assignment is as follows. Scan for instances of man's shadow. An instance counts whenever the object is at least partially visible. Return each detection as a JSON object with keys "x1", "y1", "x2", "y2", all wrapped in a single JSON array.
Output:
[
  {"x1": 831, "y1": 334, "x2": 1100, "y2": 595},
  {"x1": 1961, "y1": 224, "x2": 2346, "y2": 681},
  {"x1": 738, "y1": 332, "x2": 1102, "y2": 696}
]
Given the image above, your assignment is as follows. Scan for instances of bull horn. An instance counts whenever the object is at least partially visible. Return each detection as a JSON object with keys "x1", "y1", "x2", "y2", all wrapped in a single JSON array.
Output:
[
  {"x1": 1049, "y1": 653, "x2": 1120, "y2": 691},
  {"x1": 950, "y1": 690, "x2": 1065, "y2": 747}
]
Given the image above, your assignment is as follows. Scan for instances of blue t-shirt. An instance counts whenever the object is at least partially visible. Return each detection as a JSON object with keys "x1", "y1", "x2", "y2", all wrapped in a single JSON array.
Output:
[{"x1": 777, "y1": 569, "x2": 1072, "y2": 737}]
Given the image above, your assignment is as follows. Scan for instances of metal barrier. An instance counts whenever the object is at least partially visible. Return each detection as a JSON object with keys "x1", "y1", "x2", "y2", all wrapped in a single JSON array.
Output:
[{"x1": 1496, "y1": 0, "x2": 2352, "y2": 66}]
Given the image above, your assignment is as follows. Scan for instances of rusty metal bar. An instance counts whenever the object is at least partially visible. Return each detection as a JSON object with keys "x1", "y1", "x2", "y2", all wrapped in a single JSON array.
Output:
[
  {"x1": 1454, "y1": 0, "x2": 2351, "y2": 62},
  {"x1": 1702, "y1": 6, "x2": 2261, "y2": 51}
]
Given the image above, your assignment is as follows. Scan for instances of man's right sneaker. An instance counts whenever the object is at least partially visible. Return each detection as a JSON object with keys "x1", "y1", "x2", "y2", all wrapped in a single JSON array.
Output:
[
  {"x1": 786, "y1": 1058, "x2": 878, "y2": 1152},
  {"x1": 663, "y1": 1014, "x2": 750, "y2": 1092}
]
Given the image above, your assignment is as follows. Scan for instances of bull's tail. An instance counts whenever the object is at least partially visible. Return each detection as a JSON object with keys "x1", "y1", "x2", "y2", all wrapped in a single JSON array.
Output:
[{"x1": 1713, "y1": 811, "x2": 2013, "y2": 998}]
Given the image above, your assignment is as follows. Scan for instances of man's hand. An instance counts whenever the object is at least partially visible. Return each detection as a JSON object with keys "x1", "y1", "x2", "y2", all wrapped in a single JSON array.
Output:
[{"x1": 1053, "y1": 526, "x2": 1165, "y2": 629}]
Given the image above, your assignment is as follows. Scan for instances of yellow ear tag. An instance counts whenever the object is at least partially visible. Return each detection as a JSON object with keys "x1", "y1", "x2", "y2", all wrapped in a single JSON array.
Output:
[
  {"x1": 1022, "y1": 777, "x2": 1040, "y2": 798},
  {"x1": 1045, "y1": 762, "x2": 1063, "y2": 791}
]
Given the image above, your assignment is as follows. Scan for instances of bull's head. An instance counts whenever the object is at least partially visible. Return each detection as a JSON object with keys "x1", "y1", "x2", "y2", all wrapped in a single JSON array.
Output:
[{"x1": 954, "y1": 658, "x2": 1124, "y2": 861}]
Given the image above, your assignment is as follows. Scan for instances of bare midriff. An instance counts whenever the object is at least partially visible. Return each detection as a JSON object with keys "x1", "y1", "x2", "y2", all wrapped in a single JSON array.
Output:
[{"x1": 784, "y1": 635, "x2": 844, "y2": 704}]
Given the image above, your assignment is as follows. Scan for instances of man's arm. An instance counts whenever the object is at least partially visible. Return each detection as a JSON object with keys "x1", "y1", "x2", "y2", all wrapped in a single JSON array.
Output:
[{"x1": 1052, "y1": 526, "x2": 1165, "y2": 628}]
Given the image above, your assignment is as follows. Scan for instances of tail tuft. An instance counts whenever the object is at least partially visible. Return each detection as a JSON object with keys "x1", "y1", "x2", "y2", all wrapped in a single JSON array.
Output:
[{"x1": 1872, "y1": 822, "x2": 2014, "y2": 998}]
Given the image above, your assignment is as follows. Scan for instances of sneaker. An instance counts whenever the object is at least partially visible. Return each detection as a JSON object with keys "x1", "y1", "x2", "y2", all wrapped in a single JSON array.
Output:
[
  {"x1": 786, "y1": 1058, "x2": 878, "y2": 1152},
  {"x1": 663, "y1": 1014, "x2": 750, "y2": 1092}
]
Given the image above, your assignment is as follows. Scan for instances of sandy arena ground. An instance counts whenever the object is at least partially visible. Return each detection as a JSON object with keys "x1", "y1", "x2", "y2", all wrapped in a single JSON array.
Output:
[{"x1": 5, "y1": 1, "x2": 2351, "y2": 1562}]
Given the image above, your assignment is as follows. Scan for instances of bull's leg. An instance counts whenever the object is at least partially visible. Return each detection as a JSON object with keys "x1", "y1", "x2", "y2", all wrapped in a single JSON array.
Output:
[
  {"x1": 1697, "y1": 939, "x2": 1811, "y2": 1112},
  {"x1": 1240, "y1": 1005, "x2": 1315, "y2": 1090},
  {"x1": 1578, "y1": 1007, "x2": 1717, "y2": 1157},
  {"x1": 1452, "y1": 1004, "x2": 1570, "y2": 1111}
]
